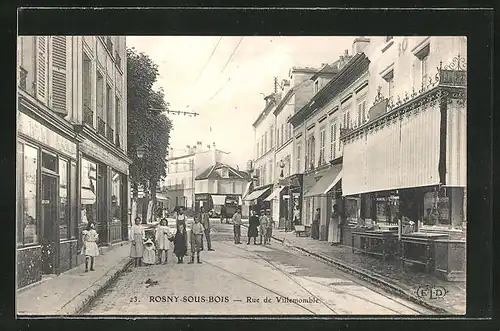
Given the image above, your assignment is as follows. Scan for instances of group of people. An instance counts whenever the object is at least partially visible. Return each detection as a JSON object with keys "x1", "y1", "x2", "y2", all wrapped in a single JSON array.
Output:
[
  {"x1": 129, "y1": 206, "x2": 215, "y2": 266},
  {"x1": 245, "y1": 209, "x2": 275, "y2": 245}
]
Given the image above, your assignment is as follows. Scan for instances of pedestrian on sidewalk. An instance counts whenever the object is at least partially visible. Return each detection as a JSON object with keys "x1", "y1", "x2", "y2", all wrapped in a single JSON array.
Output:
[
  {"x1": 311, "y1": 208, "x2": 320, "y2": 240},
  {"x1": 130, "y1": 217, "x2": 146, "y2": 267},
  {"x1": 142, "y1": 238, "x2": 157, "y2": 265},
  {"x1": 82, "y1": 222, "x2": 99, "y2": 272},
  {"x1": 328, "y1": 204, "x2": 341, "y2": 246},
  {"x1": 189, "y1": 217, "x2": 204, "y2": 264},
  {"x1": 266, "y1": 209, "x2": 274, "y2": 245},
  {"x1": 259, "y1": 211, "x2": 269, "y2": 245},
  {"x1": 247, "y1": 209, "x2": 259, "y2": 245},
  {"x1": 173, "y1": 223, "x2": 187, "y2": 263},
  {"x1": 232, "y1": 208, "x2": 242, "y2": 244},
  {"x1": 156, "y1": 218, "x2": 172, "y2": 264},
  {"x1": 200, "y1": 206, "x2": 214, "y2": 251}
]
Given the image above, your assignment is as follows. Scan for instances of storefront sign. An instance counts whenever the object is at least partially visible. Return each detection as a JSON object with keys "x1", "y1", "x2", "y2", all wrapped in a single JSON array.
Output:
[
  {"x1": 80, "y1": 138, "x2": 129, "y2": 174},
  {"x1": 18, "y1": 112, "x2": 77, "y2": 159}
]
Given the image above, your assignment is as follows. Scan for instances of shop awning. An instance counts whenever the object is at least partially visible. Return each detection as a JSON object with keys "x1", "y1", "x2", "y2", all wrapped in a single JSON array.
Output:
[
  {"x1": 304, "y1": 165, "x2": 342, "y2": 198},
  {"x1": 156, "y1": 193, "x2": 169, "y2": 201},
  {"x1": 212, "y1": 195, "x2": 226, "y2": 205},
  {"x1": 264, "y1": 186, "x2": 285, "y2": 201},
  {"x1": 243, "y1": 187, "x2": 270, "y2": 202},
  {"x1": 81, "y1": 187, "x2": 96, "y2": 205},
  {"x1": 242, "y1": 182, "x2": 252, "y2": 198}
]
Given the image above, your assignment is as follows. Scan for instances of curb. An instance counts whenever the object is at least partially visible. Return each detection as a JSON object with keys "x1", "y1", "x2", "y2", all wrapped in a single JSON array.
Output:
[
  {"x1": 269, "y1": 232, "x2": 451, "y2": 315},
  {"x1": 60, "y1": 258, "x2": 134, "y2": 315}
]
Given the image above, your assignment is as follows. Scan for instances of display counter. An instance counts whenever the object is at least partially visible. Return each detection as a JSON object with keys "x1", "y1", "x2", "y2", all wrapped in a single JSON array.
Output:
[
  {"x1": 352, "y1": 230, "x2": 399, "y2": 260},
  {"x1": 400, "y1": 232, "x2": 449, "y2": 273}
]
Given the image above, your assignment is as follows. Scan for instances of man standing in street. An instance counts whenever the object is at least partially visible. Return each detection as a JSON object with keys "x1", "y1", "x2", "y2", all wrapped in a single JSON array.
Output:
[
  {"x1": 200, "y1": 206, "x2": 214, "y2": 251},
  {"x1": 259, "y1": 210, "x2": 269, "y2": 245},
  {"x1": 232, "y1": 208, "x2": 242, "y2": 244}
]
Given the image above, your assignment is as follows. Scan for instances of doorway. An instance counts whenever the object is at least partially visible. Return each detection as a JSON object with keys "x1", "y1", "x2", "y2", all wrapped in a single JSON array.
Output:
[{"x1": 40, "y1": 173, "x2": 59, "y2": 274}]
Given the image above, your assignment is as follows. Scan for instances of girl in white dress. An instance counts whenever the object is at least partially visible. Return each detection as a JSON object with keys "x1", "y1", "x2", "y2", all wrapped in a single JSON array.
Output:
[
  {"x1": 156, "y1": 218, "x2": 173, "y2": 264},
  {"x1": 129, "y1": 217, "x2": 146, "y2": 267},
  {"x1": 82, "y1": 222, "x2": 99, "y2": 272},
  {"x1": 142, "y1": 238, "x2": 157, "y2": 265}
]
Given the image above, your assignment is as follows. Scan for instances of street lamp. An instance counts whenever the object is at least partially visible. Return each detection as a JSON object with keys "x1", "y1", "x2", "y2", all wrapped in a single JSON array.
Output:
[{"x1": 279, "y1": 159, "x2": 285, "y2": 179}]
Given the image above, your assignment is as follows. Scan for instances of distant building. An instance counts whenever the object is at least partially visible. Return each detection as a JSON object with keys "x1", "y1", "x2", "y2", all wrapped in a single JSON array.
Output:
[{"x1": 163, "y1": 141, "x2": 230, "y2": 210}]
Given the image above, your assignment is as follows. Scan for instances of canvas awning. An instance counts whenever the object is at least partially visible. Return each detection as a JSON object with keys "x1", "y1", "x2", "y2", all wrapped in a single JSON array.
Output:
[
  {"x1": 243, "y1": 187, "x2": 270, "y2": 201},
  {"x1": 264, "y1": 186, "x2": 285, "y2": 201},
  {"x1": 212, "y1": 195, "x2": 226, "y2": 205},
  {"x1": 81, "y1": 187, "x2": 96, "y2": 205},
  {"x1": 304, "y1": 164, "x2": 342, "y2": 198}
]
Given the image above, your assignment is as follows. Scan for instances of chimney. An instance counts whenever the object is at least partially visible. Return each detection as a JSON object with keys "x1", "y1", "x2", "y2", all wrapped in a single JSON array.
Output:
[{"x1": 352, "y1": 36, "x2": 370, "y2": 54}]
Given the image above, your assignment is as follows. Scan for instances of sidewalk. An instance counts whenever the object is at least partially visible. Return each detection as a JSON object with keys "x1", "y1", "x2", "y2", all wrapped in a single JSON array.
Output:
[
  {"x1": 268, "y1": 229, "x2": 465, "y2": 315},
  {"x1": 17, "y1": 242, "x2": 133, "y2": 316}
]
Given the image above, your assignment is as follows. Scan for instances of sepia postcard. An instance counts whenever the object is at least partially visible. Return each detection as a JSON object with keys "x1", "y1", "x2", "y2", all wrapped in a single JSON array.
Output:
[{"x1": 16, "y1": 33, "x2": 468, "y2": 316}]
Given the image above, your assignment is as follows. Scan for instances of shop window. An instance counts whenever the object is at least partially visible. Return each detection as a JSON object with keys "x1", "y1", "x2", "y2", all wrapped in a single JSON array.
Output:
[
  {"x1": 423, "y1": 190, "x2": 451, "y2": 226},
  {"x1": 42, "y1": 151, "x2": 57, "y2": 172},
  {"x1": 59, "y1": 159, "x2": 69, "y2": 239},
  {"x1": 81, "y1": 158, "x2": 97, "y2": 226},
  {"x1": 22, "y1": 144, "x2": 39, "y2": 245},
  {"x1": 345, "y1": 197, "x2": 359, "y2": 223},
  {"x1": 111, "y1": 170, "x2": 122, "y2": 223},
  {"x1": 16, "y1": 143, "x2": 24, "y2": 246}
]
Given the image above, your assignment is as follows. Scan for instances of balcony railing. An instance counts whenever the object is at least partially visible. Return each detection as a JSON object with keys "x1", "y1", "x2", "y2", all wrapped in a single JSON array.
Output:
[
  {"x1": 106, "y1": 125, "x2": 114, "y2": 143},
  {"x1": 97, "y1": 117, "x2": 106, "y2": 136},
  {"x1": 19, "y1": 67, "x2": 27, "y2": 90},
  {"x1": 83, "y1": 104, "x2": 94, "y2": 126},
  {"x1": 116, "y1": 133, "x2": 121, "y2": 149}
]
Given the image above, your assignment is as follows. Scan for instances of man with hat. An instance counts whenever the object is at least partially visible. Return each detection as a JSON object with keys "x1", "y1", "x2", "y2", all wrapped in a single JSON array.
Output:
[
  {"x1": 265, "y1": 209, "x2": 274, "y2": 245},
  {"x1": 259, "y1": 210, "x2": 269, "y2": 245},
  {"x1": 232, "y1": 207, "x2": 242, "y2": 244}
]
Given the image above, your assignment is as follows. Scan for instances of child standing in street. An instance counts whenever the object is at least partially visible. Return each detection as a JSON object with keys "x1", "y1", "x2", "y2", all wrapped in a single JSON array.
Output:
[
  {"x1": 156, "y1": 218, "x2": 172, "y2": 264},
  {"x1": 189, "y1": 217, "x2": 205, "y2": 264},
  {"x1": 129, "y1": 217, "x2": 146, "y2": 267},
  {"x1": 142, "y1": 238, "x2": 157, "y2": 265},
  {"x1": 173, "y1": 223, "x2": 187, "y2": 264},
  {"x1": 82, "y1": 222, "x2": 99, "y2": 272}
]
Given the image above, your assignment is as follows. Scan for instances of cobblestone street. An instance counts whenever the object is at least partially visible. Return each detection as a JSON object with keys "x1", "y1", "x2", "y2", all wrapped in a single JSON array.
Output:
[{"x1": 85, "y1": 222, "x2": 434, "y2": 315}]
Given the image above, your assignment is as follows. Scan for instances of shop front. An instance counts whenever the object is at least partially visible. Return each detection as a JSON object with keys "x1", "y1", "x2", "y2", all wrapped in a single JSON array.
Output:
[
  {"x1": 79, "y1": 129, "x2": 131, "y2": 252},
  {"x1": 243, "y1": 184, "x2": 272, "y2": 214},
  {"x1": 17, "y1": 108, "x2": 80, "y2": 288},
  {"x1": 341, "y1": 69, "x2": 466, "y2": 280}
]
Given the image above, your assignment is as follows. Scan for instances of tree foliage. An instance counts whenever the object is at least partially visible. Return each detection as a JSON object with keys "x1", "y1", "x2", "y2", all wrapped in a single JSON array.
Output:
[{"x1": 127, "y1": 47, "x2": 173, "y2": 204}]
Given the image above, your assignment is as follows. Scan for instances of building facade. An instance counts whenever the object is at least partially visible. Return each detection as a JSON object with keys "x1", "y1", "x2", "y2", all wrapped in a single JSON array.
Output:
[
  {"x1": 17, "y1": 36, "x2": 130, "y2": 288},
  {"x1": 163, "y1": 142, "x2": 230, "y2": 211}
]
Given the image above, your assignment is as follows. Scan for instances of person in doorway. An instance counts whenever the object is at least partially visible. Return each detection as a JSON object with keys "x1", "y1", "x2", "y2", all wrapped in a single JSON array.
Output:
[
  {"x1": 82, "y1": 222, "x2": 99, "y2": 272},
  {"x1": 232, "y1": 208, "x2": 242, "y2": 244},
  {"x1": 156, "y1": 218, "x2": 172, "y2": 264},
  {"x1": 129, "y1": 216, "x2": 146, "y2": 267},
  {"x1": 189, "y1": 217, "x2": 205, "y2": 264},
  {"x1": 199, "y1": 206, "x2": 214, "y2": 251},
  {"x1": 173, "y1": 223, "x2": 187, "y2": 263},
  {"x1": 266, "y1": 209, "x2": 274, "y2": 245},
  {"x1": 311, "y1": 208, "x2": 320, "y2": 239},
  {"x1": 328, "y1": 204, "x2": 341, "y2": 246},
  {"x1": 247, "y1": 209, "x2": 259, "y2": 245},
  {"x1": 259, "y1": 210, "x2": 269, "y2": 245}
]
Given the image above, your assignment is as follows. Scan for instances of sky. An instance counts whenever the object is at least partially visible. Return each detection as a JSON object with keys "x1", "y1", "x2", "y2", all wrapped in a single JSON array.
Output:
[{"x1": 127, "y1": 36, "x2": 356, "y2": 169}]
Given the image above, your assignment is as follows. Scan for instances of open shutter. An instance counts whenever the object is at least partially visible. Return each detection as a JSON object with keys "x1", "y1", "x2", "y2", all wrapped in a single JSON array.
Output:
[
  {"x1": 50, "y1": 36, "x2": 68, "y2": 116},
  {"x1": 35, "y1": 36, "x2": 48, "y2": 103}
]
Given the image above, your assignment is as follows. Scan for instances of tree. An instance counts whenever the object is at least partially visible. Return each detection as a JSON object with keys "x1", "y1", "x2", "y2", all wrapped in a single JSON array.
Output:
[{"x1": 127, "y1": 48, "x2": 173, "y2": 223}]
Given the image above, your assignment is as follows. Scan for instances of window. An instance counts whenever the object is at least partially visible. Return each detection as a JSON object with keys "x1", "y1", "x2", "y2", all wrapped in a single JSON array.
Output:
[
  {"x1": 81, "y1": 158, "x2": 97, "y2": 226},
  {"x1": 82, "y1": 53, "x2": 93, "y2": 126},
  {"x1": 319, "y1": 127, "x2": 326, "y2": 165},
  {"x1": 59, "y1": 159, "x2": 69, "y2": 239},
  {"x1": 330, "y1": 121, "x2": 337, "y2": 160},
  {"x1": 264, "y1": 132, "x2": 268, "y2": 152},
  {"x1": 296, "y1": 142, "x2": 302, "y2": 173},
  {"x1": 111, "y1": 170, "x2": 122, "y2": 223},
  {"x1": 106, "y1": 84, "x2": 113, "y2": 138},
  {"x1": 41, "y1": 151, "x2": 57, "y2": 172},
  {"x1": 276, "y1": 127, "x2": 280, "y2": 147},
  {"x1": 115, "y1": 96, "x2": 121, "y2": 147},
  {"x1": 423, "y1": 190, "x2": 450, "y2": 226},
  {"x1": 96, "y1": 71, "x2": 104, "y2": 119},
  {"x1": 357, "y1": 99, "x2": 366, "y2": 126},
  {"x1": 415, "y1": 44, "x2": 430, "y2": 88},
  {"x1": 306, "y1": 135, "x2": 316, "y2": 170},
  {"x1": 270, "y1": 125, "x2": 274, "y2": 148},
  {"x1": 383, "y1": 69, "x2": 395, "y2": 98},
  {"x1": 314, "y1": 79, "x2": 319, "y2": 94},
  {"x1": 22, "y1": 144, "x2": 39, "y2": 245},
  {"x1": 256, "y1": 142, "x2": 259, "y2": 158},
  {"x1": 281, "y1": 123, "x2": 285, "y2": 144}
]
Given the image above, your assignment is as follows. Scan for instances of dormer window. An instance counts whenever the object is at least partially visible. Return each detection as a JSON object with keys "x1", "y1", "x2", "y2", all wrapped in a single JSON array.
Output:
[
  {"x1": 382, "y1": 69, "x2": 395, "y2": 98},
  {"x1": 314, "y1": 79, "x2": 320, "y2": 94},
  {"x1": 414, "y1": 44, "x2": 430, "y2": 87},
  {"x1": 221, "y1": 168, "x2": 229, "y2": 178}
]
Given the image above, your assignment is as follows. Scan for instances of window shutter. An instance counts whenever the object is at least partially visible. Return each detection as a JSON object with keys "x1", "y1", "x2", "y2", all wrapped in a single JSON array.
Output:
[
  {"x1": 50, "y1": 36, "x2": 68, "y2": 116},
  {"x1": 35, "y1": 36, "x2": 48, "y2": 103}
]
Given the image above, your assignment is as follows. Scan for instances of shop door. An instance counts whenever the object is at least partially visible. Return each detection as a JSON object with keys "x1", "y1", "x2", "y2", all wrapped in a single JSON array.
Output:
[
  {"x1": 97, "y1": 164, "x2": 108, "y2": 244},
  {"x1": 40, "y1": 173, "x2": 59, "y2": 274}
]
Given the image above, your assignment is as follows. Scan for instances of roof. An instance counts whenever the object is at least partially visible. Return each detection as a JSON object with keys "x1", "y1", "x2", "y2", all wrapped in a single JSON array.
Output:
[
  {"x1": 310, "y1": 63, "x2": 340, "y2": 81},
  {"x1": 252, "y1": 93, "x2": 280, "y2": 128},
  {"x1": 167, "y1": 149, "x2": 230, "y2": 162},
  {"x1": 289, "y1": 53, "x2": 370, "y2": 127},
  {"x1": 195, "y1": 162, "x2": 251, "y2": 181}
]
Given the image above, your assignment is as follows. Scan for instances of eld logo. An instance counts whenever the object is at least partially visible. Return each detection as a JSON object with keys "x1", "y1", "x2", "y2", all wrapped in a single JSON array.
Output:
[{"x1": 416, "y1": 285, "x2": 448, "y2": 300}]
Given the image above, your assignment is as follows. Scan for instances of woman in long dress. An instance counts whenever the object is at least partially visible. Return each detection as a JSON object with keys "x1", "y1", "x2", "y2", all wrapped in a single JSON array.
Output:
[
  {"x1": 156, "y1": 218, "x2": 172, "y2": 264},
  {"x1": 129, "y1": 216, "x2": 146, "y2": 267},
  {"x1": 82, "y1": 222, "x2": 99, "y2": 272},
  {"x1": 173, "y1": 223, "x2": 187, "y2": 263},
  {"x1": 247, "y1": 209, "x2": 259, "y2": 245},
  {"x1": 328, "y1": 204, "x2": 340, "y2": 246}
]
